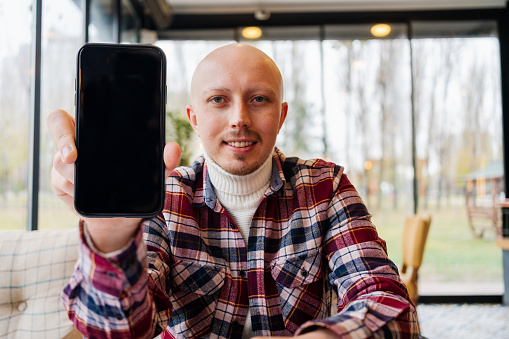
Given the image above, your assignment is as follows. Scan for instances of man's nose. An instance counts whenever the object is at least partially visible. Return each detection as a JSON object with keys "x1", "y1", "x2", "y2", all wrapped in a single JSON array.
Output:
[{"x1": 230, "y1": 101, "x2": 251, "y2": 128}]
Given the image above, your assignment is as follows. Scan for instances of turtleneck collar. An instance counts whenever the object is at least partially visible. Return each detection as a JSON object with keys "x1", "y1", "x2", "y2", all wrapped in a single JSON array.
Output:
[{"x1": 203, "y1": 151, "x2": 273, "y2": 197}]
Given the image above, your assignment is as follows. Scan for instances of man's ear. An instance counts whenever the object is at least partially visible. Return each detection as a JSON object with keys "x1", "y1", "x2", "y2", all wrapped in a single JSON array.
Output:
[
  {"x1": 186, "y1": 105, "x2": 200, "y2": 137},
  {"x1": 277, "y1": 102, "x2": 289, "y2": 133}
]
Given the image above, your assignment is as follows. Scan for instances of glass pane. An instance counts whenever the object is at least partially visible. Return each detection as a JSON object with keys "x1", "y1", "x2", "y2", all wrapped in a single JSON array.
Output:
[
  {"x1": 38, "y1": 0, "x2": 83, "y2": 229},
  {"x1": 0, "y1": 0, "x2": 32, "y2": 230},
  {"x1": 323, "y1": 24, "x2": 414, "y2": 267},
  {"x1": 238, "y1": 24, "x2": 414, "y2": 268},
  {"x1": 411, "y1": 22, "x2": 503, "y2": 295},
  {"x1": 155, "y1": 40, "x2": 235, "y2": 165},
  {"x1": 238, "y1": 27, "x2": 324, "y2": 159},
  {"x1": 156, "y1": 21, "x2": 503, "y2": 297},
  {"x1": 89, "y1": 0, "x2": 115, "y2": 42},
  {"x1": 120, "y1": 0, "x2": 139, "y2": 43}
]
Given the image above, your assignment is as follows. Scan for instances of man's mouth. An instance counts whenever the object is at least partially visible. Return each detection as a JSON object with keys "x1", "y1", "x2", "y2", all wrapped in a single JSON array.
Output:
[{"x1": 226, "y1": 141, "x2": 255, "y2": 148}]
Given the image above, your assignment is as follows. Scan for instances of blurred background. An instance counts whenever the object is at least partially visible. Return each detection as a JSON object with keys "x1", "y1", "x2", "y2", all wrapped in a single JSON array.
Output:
[{"x1": 0, "y1": 0, "x2": 507, "y2": 302}]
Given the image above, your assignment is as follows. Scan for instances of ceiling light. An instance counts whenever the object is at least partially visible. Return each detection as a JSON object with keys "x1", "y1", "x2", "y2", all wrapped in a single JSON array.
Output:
[
  {"x1": 370, "y1": 24, "x2": 391, "y2": 38},
  {"x1": 242, "y1": 26, "x2": 262, "y2": 39}
]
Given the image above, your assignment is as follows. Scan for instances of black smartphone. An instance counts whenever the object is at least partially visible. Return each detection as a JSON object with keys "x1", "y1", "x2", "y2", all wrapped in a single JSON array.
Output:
[{"x1": 74, "y1": 43, "x2": 166, "y2": 218}]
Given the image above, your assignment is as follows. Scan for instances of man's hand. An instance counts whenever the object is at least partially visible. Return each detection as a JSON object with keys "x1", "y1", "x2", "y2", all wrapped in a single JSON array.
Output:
[
  {"x1": 253, "y1": 328, "x2": 338, "y2": 339},
  {"x1": 47, "y1": 109, "x2": 181, "y2": 253}
]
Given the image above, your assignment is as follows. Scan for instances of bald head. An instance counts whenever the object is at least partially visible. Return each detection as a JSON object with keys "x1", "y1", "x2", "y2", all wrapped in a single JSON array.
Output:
[
  {"x1": 186, "y1": 43, "x2": 288, "y2": 175},
  {"x1": 190, "y1": 43, "x2": 284, "y2": 103}
]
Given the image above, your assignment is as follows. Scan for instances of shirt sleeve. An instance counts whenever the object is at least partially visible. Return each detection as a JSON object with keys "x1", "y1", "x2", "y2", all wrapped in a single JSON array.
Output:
[
  {"x1": 295, "y1": 172, "x2": 420, "y2": 338},
  {"x1": 61, "y1": 218, "x2": 172, "y2": 339}
]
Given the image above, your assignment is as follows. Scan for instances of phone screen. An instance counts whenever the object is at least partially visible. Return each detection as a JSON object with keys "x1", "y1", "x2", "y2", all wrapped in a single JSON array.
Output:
[{"x1": 75, "y1": 44, "x2": 166, "y2": 217}]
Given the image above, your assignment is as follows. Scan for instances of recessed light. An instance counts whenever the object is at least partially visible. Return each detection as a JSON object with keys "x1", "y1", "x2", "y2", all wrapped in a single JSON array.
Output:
[
  {"x1": 242, "y1": 26, "x2": 262, "y2": 39},
  {"x1": 371, "y1": 24, "x2": 391, "y2": 37}
]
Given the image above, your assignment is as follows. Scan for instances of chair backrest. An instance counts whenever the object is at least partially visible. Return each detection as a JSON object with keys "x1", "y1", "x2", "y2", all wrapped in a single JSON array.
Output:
[{"x1": 402, "y1": 214, "x2": 432, "y2": 269}]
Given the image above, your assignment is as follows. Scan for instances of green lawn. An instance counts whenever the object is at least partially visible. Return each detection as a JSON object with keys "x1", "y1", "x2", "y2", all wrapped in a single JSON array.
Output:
[
  {"x1": 0, "y1": 193, "x2": 78, "y2": 231},
  {"x1": 372, "y1": 202, "x2": 503, "y2": 285}
]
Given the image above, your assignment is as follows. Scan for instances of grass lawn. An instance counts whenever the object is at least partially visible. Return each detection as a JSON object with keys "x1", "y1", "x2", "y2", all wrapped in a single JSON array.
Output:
[
  {"x1": 372, "y1": 200, "x2": 503, "y2": 288},
  {"x1": 0, "y1": 192, "x2": 78, "y2": 231}
]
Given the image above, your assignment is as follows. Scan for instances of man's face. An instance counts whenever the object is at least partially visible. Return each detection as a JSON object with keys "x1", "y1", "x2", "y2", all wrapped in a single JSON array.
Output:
[{"x1": 187, "y1": 45, "x2": 288, "y2": 175}]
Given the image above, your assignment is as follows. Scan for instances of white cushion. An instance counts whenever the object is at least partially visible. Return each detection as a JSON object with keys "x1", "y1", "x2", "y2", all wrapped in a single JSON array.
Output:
[{"x1": 0, "y1": 228, "x2": 81, "y2": 339}]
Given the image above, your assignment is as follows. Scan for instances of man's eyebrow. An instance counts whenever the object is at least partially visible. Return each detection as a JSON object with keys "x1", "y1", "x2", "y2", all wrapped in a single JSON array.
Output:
[
  {"x1": 201, "y1": 87, "x2": 279, "y2": 98},
  {"x1": 203, "y1": 88, "x2": 232, "y2": 94},
  {"x1": 249, "y1": 88, "x2": 278, "y2": 98}
]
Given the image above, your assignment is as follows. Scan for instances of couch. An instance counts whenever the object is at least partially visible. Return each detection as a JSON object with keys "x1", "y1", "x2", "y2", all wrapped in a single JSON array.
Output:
[{"x1": 0, "y1": 227, "x2": 81, "y2": 339}]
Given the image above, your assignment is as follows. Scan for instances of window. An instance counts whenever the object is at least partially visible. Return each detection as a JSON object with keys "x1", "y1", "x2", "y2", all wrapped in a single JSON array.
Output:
[
  {"x1": 89, "y1": 0, "x2": 115, "y2": 42},
  {"x1": 157, "y1": 19, "x2": 504, "y2": 295},
  {"x1": 239, "y1": 27, "x2": 324, "y2": 160},
  {"x1": 411, "y1": 21, "x2": 503, "y2": 295},
  {"x1": 38, "y1": 0, "x2": 83, "y2": 230},
  {"x1": 0, "y1": 0, "x2": 32, "y2": 230},
  {"x1": 156, "y1": 40, "x2": 236, "y2": 164},
  {"x1": 2, "y1": 1, "x2": 505, "y2": 298}
]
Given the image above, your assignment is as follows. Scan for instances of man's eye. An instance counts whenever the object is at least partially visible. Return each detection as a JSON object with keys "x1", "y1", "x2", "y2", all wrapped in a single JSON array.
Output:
[
  {"x1": 210, "y1": 97, "x2": 224, "y2": 103},
  {"x1": 253, "y1": 96, "x2": 267, "y2": 103}
]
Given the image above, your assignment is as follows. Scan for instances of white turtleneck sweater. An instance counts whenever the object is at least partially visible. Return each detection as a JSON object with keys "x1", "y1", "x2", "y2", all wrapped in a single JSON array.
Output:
[
  {"x1": 204, "y1": 152, "x2": 273, "y2": 243},
  {"x1": 203, "y1": 151, "x2": 273, "y2": 339}
]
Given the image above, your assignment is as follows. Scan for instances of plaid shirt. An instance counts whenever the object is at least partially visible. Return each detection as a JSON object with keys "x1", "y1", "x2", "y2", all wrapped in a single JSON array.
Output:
[{"x1": 62, "y1": 148, "x2": 419, "y2": 338}]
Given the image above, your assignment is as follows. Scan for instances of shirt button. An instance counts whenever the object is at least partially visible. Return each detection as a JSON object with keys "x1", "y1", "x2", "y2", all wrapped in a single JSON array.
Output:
[
  {"x1": 106, "y1": 271, "x2": 117, "y2": 279},
  {"x1": 18, "y1": 301, "x2": 27, "y2": 312},
  {"x1": 301, "y1": 269, "x2": 309, "y2": 277},
  {"x1": 230, "y1": 223, "x2": 235, "y2": 228},
  {"x1": 239, "y1": 270, "x2": 246, "y2": 277}
]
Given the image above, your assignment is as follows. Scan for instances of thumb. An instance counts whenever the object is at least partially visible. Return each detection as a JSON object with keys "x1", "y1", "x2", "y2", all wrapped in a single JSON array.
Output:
[
  {"x1": 164, "y1": 142, "x2": 181, "y2": 178},
  {"x1": 46, "y1": 109, "x2": 77, "y2": 164}
]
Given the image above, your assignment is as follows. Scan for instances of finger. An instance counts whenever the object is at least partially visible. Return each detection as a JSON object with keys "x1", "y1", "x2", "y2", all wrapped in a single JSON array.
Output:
[
  {"x1": 51, "y1": 167, "x2": 77, "y2": 214},
  {"x1": 52, "y1": 152, "x2": 75, "y2": 184},
  {"x1": 57, "y1": 191, "x2": 76, "y2": 214},
  {"x1": 46, "y1": 109, "x2": 77, "y2": 164},
  {"x1": 164, "y1": 142, "x2": 181, "y2": 178},
  {"x1": 51, "y1": 165, "x2": 74, "y2": 198}
]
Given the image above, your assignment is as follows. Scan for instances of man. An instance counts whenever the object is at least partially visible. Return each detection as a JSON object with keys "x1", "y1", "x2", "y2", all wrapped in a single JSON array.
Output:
[{"x1": 48, "y1": 43, "x2": 419, "y2": 338}]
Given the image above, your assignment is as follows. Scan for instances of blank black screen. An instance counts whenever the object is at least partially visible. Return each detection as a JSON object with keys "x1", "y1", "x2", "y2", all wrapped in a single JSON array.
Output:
[{"x1": 75, "y1": 44, "x2": 165, "y2": 217}]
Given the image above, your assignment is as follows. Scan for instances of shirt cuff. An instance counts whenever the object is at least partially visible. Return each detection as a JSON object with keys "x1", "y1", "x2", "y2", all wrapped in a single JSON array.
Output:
[
  {"x1": 296, "y1": 316, "x2": 371, "y2": 338},
  {"x1": 77, "y1": 220, "x2": 147, "y2": 297},
  {"x1": 296, "y1": 295, "x2": 411, "y2": 337}
]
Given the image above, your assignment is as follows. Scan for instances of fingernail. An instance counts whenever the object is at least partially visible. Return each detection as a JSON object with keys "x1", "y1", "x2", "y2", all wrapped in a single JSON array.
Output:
[{"x1": 62, "y1": 145, "x2": 72, "y2": 159}]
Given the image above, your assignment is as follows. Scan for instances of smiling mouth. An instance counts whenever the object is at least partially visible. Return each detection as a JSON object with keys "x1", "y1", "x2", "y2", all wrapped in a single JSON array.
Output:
[{"x1": 226, "y1": 141, "x2": 255, "y2": 148}]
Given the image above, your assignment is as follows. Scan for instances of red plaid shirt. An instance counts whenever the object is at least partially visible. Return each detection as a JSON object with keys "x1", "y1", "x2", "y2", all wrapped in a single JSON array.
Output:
[{"x1": 62, "y1": 148, "x2": 419, "y2": 338}]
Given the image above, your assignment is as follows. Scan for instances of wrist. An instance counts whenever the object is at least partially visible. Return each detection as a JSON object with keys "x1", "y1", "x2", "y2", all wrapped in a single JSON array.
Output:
[{"x1": 83, "y1": 218, "x2": 142, "y2": 253}]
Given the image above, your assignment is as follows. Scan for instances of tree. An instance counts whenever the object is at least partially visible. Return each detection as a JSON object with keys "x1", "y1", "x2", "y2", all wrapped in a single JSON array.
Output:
[
  {"x1": 376, "y1": 39, "x2": 401, "y2": 210},
  {"x1": 434, "y1": 39, "x2": 460, "y2": 209},
  {"x1": 275, "y1": 41, "x2": 314, "y2": 156},
  {"x1": 0, "y1": 44, "x2": 30, "y2": 204}
]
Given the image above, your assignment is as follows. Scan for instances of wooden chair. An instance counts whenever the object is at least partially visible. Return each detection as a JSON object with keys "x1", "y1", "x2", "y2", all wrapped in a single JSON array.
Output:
[{"x1": 400, "y1": 214, "x2": 432, "y2": 304}]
